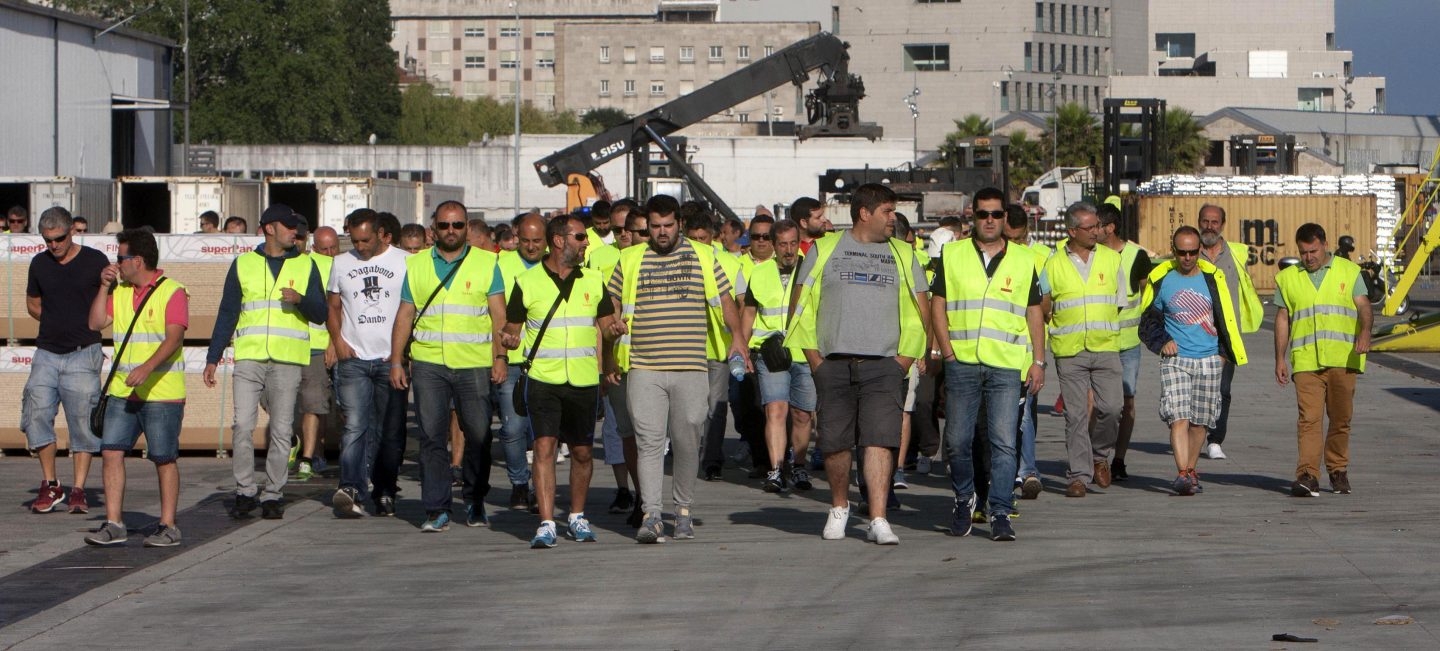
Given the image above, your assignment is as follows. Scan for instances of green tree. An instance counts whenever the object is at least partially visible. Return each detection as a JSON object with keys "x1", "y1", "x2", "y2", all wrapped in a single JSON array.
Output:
[
  {"x1": 1042, "y1": 103, "x2": 1103, "y2": 172},
  {"x1": 581, "y1": 107, "x2": 631, "y2": 131},
  {"x1": 395, "y1": 84, "x2": 594, "y2": 145},
  {"x1": 1005, "y1": 130, "x2": 1047, "y2": 193},
  {"x1": 1157, "y1": 107, "x2": 1209, "y2": 174},
  {"x1": 935, "y1": 114, "x2": 992, "y2": 165}
]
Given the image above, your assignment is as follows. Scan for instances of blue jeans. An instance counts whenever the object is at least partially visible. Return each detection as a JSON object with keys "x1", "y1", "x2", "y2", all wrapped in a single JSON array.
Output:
[
  {"x1": 1016, "y1": 392, "x2": 1039, "y2": 478},
  {"x1": 22, "y1": 345, "x2": 104, "y2": 453},
  {"x1": 99, "y1": 397, "x2": 184, "y2": 463},
  {"x1": 372, "y1": 383, "x2": 408, "y2": 497},
  {"x1": 335, "y1": 358, "x2": 402, "y2": 502},
  {"x1": 492, "y1": 370, "x2": 531, "y2": 486},
  {"x1": 412, "y1": 361, "x2": 494, "y2": 514},
  {"x1": 943, "y1": 361, "x2": 1022, "y2": 517}
]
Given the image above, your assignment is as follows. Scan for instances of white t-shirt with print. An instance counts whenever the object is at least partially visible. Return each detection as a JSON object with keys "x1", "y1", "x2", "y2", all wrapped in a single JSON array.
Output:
[{"x1": 328, "y1": 246, "x2": 410, "y2": 360}]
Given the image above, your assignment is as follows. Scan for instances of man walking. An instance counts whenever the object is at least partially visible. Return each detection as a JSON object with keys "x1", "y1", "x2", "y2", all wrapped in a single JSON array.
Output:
[
  {"x1": 391, "y1": 201, "x2": 507, "y2": 531},
  {"x1": 1041, "y1": 203, "x2": 1126, "y2": 498},
  {"x1": 1003, "y1": 205, "x2": 1052, "y2": 498},
  {"x1": 1274, "y1": 223, "x2": 1370, "y2": 497},
  {"x1": 495, "y1": 214, "x2": 547, "y2": 510},
  {"x1": 789, "y1": 183, "x2": 929, "y2": 544},
  {"x1": 1098, "y1": 200, "x2": 1153, "y2": 480},
  {"x1": 23, "y1": 207, "x2": 109, "y2": 514},
  {"x1": 502, "y1": 215, "x2": 614, "y2": 547},
  {"x1": 295, "y1": 226, "x2": 339, "y2": 480},
  {"x1": 1139, "y1": 226, "x2": 1247, "y2": 496},
  {"x1": 930, "y1": 188, "x2": 1044, "y2": 540},
  {"x1": 607, "y1": 194, "x2": 745, "y2": 543},
  {"x1": 83, "y1": 228, "x2": 189, "y2": 547},
  {"x1": 327, "y1": 210, "x2": 409, "y2": 518},
  {"x1": 1197, "y1": 203, "x2": 1264, "y2": 460},
  {"x1": 206, "y1": 205, "x2": 327, "y2": 519}
]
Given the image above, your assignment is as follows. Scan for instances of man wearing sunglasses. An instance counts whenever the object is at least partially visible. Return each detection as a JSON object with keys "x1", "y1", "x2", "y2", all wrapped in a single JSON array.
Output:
[
  {"x1": 6, "y1": 205, "x2": 30, "y2": 233},
  {"x1": 22, "y1": 207, "x2": 111, "y2": 515},
  {"x1": 1137, "y1": 226, "x2": 1247, "y2": 495}
]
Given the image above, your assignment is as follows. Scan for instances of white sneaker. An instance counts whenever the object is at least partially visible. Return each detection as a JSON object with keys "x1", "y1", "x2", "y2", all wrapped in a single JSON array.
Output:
[
  {"x1": 867, "y1": 517, "x2": 900, "y2": 545},
  {"x1": 822, "y1": 503, "x2": 850, "y2": 540},
  {"x1": 1206, "y1": 443, "x2": 1226, "y2": 460},
  {"x1": 916, "y1": 456, "x2": 932, "y2": 475}
]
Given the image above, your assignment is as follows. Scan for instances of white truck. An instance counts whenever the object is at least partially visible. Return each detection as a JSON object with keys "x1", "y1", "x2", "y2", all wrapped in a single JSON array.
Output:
[
  {"x1": 115, "y1": 176, "x2": 263, "y2": 234},
  {"x1": 263, "y1": 177, "x2": 465, "y2": 230},
  {"x1": 1021, "y1": 167, "x2": 1095, "y2": 224},
  {"x1": 0, "y1": 177, "x2": 113, "y2": 230}
]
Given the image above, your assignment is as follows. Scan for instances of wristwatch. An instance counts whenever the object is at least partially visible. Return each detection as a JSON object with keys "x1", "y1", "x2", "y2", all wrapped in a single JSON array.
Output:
[
  {"x1": 929, "y1": 349, "x2": 943, "y2": 357},
  {"x1": 1032, "y1": 359, "x2": 1046, "y2": 368}
]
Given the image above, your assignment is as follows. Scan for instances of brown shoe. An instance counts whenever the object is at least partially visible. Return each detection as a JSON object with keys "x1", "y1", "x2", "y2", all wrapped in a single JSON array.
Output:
[
  {"x1": 1329, "y1": 469, "x2": 1352, "y2": 494},
  {"x1": 1093, "y1": 461, "x2": 1112, "y2": 488},
  {"x1": 1065, "y1": 481, "x2": 1087, "y2": 498}
]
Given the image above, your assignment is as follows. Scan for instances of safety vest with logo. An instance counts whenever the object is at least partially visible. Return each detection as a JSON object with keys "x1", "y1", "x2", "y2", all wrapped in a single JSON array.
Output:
[
  {"x1": 499, "y1": 250, "x2": 540, "y2": 364},
  {"x1": 516, "y1": 265, "x2": 602, "y2": 387},
  {"x1": 234, "y1": 252, "x2": 314, "y2": 365},
  {"x1": 110, "y1": 278, "x2": 187, "y2": 401},
  {"x1": 614, "y1": 239, "x2": 725, "y2": 371},
  {"x1": 308, "y1": 254, "x2": 333, "y2": 352},
  {"x1": 1045, "y1": 244, "x2": 1122, "y2": 357},
  {"x1": 406, "y1": 247, "x2": 500, "y2": 369},
  {"x1": 943, "y1": 241, "x2": 1039, "y2": 380},
  {"x1": 1275, "y1": 256, "x2": 1366, "y2": 374},
  {"x1": 746, "y1": 257, "x2": 803, "y2": 357},
  {"x1": 1117, "y1": 241, "x2": 1144, "y2": 350},
  {"x1": 788, "y1": 234, "x2": 927, "y2": 359}
]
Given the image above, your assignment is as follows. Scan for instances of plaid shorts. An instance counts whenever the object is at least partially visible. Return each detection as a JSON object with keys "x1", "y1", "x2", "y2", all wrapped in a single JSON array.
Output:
[{"x1": 1158, "y1": 354, "x2": 1224, "y2": 428}]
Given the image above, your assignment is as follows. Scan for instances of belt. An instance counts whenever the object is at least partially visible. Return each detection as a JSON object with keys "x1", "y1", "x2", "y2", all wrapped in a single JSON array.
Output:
[{"x1": 824, "y1": 353, "x2": 886, "y2": 362}]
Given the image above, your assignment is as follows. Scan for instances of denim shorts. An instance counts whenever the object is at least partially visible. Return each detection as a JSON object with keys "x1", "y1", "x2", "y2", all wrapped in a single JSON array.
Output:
[
  {"x1": 99, "y1": 396, "x2": 184, "y2": 463},
  {"x1": 755, "y1": 354, "x2": 817, "y2": 412},
  {"x1": 1120, "y1": 345, "x2": 1142, "y2": 398},
  {"x1": 22, "y1": 344, "x2": 104, "y2": 453}
]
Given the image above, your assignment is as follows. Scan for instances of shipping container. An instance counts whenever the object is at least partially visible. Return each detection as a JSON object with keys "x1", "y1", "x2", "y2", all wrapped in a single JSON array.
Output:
[
  {"x1": 263, "y1": 177, "x2": 465, "y2": 230},
  {"x1": 0, "y1": 176, "x2": 113, "y2": 230},
  {"x1": 115, "y1": 176, "x2": 263, "y2": 233},
  {"x1": 1137, "y1": 195, "x2": 1377, "y2": 291}
]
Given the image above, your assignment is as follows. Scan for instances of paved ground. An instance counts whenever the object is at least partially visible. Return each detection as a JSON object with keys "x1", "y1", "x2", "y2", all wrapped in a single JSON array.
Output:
[{"x1": 2, "y1": 305, "x2": 1438, "y2": 649}]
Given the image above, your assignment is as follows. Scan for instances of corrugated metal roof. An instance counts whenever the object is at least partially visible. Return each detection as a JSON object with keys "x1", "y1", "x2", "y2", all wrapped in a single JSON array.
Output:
[
  {"x1": 1, "y1": 0, "x2": 175, "y2": 47},
  {"x1": 1202, "y1": 107, "x2": 1440, "y2": 138}
]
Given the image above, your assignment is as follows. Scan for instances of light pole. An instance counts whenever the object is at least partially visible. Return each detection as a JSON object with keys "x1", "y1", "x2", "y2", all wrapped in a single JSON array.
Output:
[
  {"x1": 1341, "y1": 76, "x2": 1354, "y2": 173},
  {"x1": 904, "y1": 84, "x2": 920, "y2": 167},
  {"x1": 511, "y1": 1, "x2": 521, "y2": 216},
  {"x1": 1050, "y1": 65, "x2": 1063, "y2": 172}
]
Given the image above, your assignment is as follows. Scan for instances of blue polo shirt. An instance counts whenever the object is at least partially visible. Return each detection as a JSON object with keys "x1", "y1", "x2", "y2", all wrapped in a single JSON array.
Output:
[{"x1": 399, "y1": 245, "x2": 505, "y2": 304}]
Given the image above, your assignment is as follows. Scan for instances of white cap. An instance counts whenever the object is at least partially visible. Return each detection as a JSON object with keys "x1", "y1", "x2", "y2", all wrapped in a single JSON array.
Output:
[{"x1": 927, "y1": 227, "x2": 955, "y2": 259}]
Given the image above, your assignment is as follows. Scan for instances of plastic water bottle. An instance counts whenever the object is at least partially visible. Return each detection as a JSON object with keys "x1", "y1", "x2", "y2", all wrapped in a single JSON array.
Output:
[{"x1": 728, "y1": 353, "x2": 747, "y2": 380}]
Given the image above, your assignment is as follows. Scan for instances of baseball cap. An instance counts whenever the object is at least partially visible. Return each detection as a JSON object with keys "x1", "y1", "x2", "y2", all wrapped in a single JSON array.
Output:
[{"x1": 260, "y1": 204, "x2": 303, "y2": 229}]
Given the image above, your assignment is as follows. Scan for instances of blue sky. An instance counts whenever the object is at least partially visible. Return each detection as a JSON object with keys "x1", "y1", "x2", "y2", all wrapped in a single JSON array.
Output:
[{"x1": 1337, "y1": 0, "x2": 1437, "y2": 115}]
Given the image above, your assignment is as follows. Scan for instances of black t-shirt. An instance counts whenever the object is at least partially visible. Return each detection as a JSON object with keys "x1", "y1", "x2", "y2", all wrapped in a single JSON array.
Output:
[{"x1": 27, "y1": 245, "x2": 109, "y2": 353}]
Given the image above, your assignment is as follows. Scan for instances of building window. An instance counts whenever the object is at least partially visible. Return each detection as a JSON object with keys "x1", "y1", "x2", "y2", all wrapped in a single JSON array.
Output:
[
  {"x1": 600, "y1": 46, "x2": 610, "y2": 63},
  {"x1": 680, "y1": 46, "x2": 695, "y2": 62},
  {"x1": 534, "y1": 20, "x2": 554, "y2": 37},
  {"x1": 1000, "y1": 81, "x2": 1009, "y2": 110},
  {"x1": 1035, "y1": 2, "x2": 1044, "y2": 32},
  {"x1": 463, "y1": 25, "x2": 485, "y2": 38},
  {"x1": 1024, "y1": 42, "x2": 1033, "y2": 72},
  {"x1": 1049, "y1": 2, "x2": 1056, "y2": 32},
  {"x1": 536, "y1": 51, "x2": 554, "y2": 69},
  {"x1": 463, "y1": 81, "x2": 486, "y2": 97},
  {"x1": 738, "y1": 112, "x2": 750, "y2": 123},
  {"x1": 599, "y1": 79, "x2": 610, "y2": 96},
  {"x1": 1155, "y1": 33, "x2": 1195, "y2": 58},
  {"x1": 764, "y1": 45, "x2": 774, "y2": 57},
  {"x1": 464, "y1": 55, "x2": 485, "y2": 69},
  {"x1": 429, "y1": 51, "x2": 451, "y2": 67},
  {"x1": 429, "y1": 20, "x2": 450, "y2": 36},
  {"x1": 624, "y1": 80, "x2": 636, "y2": 96},
  {"x1": 1060, "y1": 3, "x2": 1066, "y2": 33},
  {"x1": 624, "y1": 46, "x2": 637, "y2": 63},
  {"x1": 709, "y1": 45, "x2": 723, "y2": 61},
  {"x1": 1297, "y1": 87, "x2": 1333, "y2": 111},
  {"x1": 650, "y1": 46, "x2": 665, "y2": 63},
  {"x1": 500, "y1": 22, "x2": 519, "y2": 38},
  {"x1": 650, "y1": 80, "x2": 665, "y2": 96},
  {"x1": 738, "y1": 45, "x2": 751, "y2": 60},
  {"x1": 500, "y1": 51, "x2": 518, "y2": 69},
  {"x1": 903, "y1": 44, "x2": 950, "y2": 71}
]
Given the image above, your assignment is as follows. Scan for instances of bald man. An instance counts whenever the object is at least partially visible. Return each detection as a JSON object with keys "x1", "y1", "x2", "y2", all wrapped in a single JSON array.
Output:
[{"x1": 494, "y1": 214, "x2": 549, "y2": 511}]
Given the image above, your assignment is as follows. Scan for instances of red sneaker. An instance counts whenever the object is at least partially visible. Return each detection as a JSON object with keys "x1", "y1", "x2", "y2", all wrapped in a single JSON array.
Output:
[
  {"x1": 68, "y1": 487, "x2": 89, "y2": 514},
  {"x1": 31, "y1": 482, "x2": 66, "y2": 513}
]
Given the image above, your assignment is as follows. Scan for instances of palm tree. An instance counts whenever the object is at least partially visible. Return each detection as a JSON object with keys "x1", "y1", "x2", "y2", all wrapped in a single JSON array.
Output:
[
  {"x1": 1043, "y1": 103, "x2": 1103, "y2": 173},
  {"x1": 1006, "y1": 130, "x2": 1047, "y2": 193},
  {"x1": 1157, "y1": 107, "x2": 1209, "y2": 173},
  {"x1": 935, "y1": 114, "x2": 993, "y2": 165}
]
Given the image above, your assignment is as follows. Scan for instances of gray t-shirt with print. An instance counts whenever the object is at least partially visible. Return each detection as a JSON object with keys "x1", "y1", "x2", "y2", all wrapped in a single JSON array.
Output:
[{"x1": 798, "y1": 233, "x2": 928, "y2": 357}]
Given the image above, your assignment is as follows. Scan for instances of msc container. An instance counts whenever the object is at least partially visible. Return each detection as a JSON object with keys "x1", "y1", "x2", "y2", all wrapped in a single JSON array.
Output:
[
  {"x1": 264, "y1": 178, "x2": 465, "y2": 230},
  {"x1": 1137, "y1": 194, "x2": 1377, "y2": 292},
  {"x1": 115, "y1": 176, "x2": 263, "y2": 234},
  {"x1": 0, "y1": 176, "x2": 113, "y2": 230}
]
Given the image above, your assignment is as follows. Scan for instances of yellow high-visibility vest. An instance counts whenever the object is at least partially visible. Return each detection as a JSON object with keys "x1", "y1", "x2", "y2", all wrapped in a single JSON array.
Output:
[
  {"x1": 234, "y1": 252, "x2": 314, "y2": 365},
  {"x1": 308, "y1": 254, "x2": 333, "y2": 352},
  {"x1": 406, "y1": 247, "x2": 499, "y2": 369},
  {"x1": 110, "y1": 278, "x2": 187, "y2": 401},
  {"x1": 942, "y1": 241, "x2": 1038, "y2": 379},
  {"x1": 1276, "y1": 256, "x2": 1365, "y2": 373},
  {"x1": 1045, "y1": 244, "x2": 1122, "y2": 357},
  {"x1": 516, "y1": 265, "x2": 603, "y2": 387}
]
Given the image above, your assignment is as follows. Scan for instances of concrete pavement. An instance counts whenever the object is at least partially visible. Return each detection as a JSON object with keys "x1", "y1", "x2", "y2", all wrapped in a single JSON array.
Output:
[{"x1": 2, "y1": 310, "x2": 1438, "y2": 649}]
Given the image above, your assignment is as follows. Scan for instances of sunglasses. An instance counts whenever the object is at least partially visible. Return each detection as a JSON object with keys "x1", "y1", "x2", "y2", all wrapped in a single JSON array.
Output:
[
  {"x1": 117, "y1": 254, "x2": 137, "y2": 263},
  {"x1": 749, "y1": 232, "x2": 773, "y2": 241},
  {"x1": 43, "y1": 233, "x2": 68, "y2": 244},
  {"x1": 1173, "y1": 248, "x2": 1200, "y2": 257},
  {"x1": 570, "y1": 232, "x2": 588, "y2": 241},
  {"x1": 974, "y1": 210, "x2": 1007, "y2": 220},
  {"x1": 434, "y1": 221, "x2": 467, "y2": 231},
  {"x1": 627, "y1": 228, "x2": 649, "y2": 235},
  {"x1": 8, "y1": 218, "x2": 25, "y2": 223}
]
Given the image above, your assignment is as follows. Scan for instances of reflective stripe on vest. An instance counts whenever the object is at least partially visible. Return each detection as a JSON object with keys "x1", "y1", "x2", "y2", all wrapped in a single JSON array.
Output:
[
  {"x1": 407, "y1": 247, "x2": 500, "y2": 369},
  {"x1": 110, "y1": 279, "x2": 187, "y2": 400},
  {"x1": 1276, "y1": 257, "x2": 1366, "y2": 373},
  {"x1": 942, "y1": 241, "x2": 1037, "y2": 378},
  {"x1": 614, "y1": 239, "x2": 724, "y2": 371},
  {"x1": 308, "y1": 254, "x2": 333, "y2": 351},
  {"x1": 234, "y1": 253, "x2": 313, "y2": 365},
  {"x1": 517, "y1": 264, "x2": 603, "y2": 386},
  {"x1": 1045, "y1": 245, "x2": 1122, "y2": 357},
  {"x1": 1118, "y1": 242, "x2": 1143, "y2": 350}
]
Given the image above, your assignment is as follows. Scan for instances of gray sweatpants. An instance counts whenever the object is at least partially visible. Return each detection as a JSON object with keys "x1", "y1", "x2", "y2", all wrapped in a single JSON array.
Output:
[
  {"x1": 627, "y1": 368, "x2": 710, "y2": 515},
  {"x1": 1054, "y1": 350, "x2": 1123, "y2": 484},
  {"x1": 231, "y1": 360, "x2": 302, "y2": 502}
]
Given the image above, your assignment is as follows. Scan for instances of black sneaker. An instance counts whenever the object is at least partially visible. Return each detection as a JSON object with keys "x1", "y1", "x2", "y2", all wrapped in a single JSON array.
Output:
[
  {"x1": 608, "y1": 487, "x2": 634, "y2": 514},
  {"x1": 990, "y1": 514, "x2": 1016, "y2": 541},
  {"x1": 790, "y1": 467, "x2": 814, "y2": 491},
  {"x1": 1112, "y1": 458, "x2": 1129, "y2": 481},
  {"x1": 260, "y1": 500, "x2": 284, "y2": 520},
  {"x1": 1291, "y1": 473, "x2": 1320, "y2": 497},
  {"x1": 949, "y1": 495, "x2": 976, "y2": 536},
  {"x1": 703, "y1": 465, "x2": 723, "y2": 481},
  {"x1": 1329, "y1": 470, "x2": 1352, "y2": 494},
  {"x1": 231, "y1": 494, "x2": 258, "y2": 518},
  {"x1": 509, "y1": 484, "x2": 531, "y2": 510},
  {"x1": 374, "y1": 495, "x2": 396, "y2": 517},
  {"x1": 762, "y1": 469, "x2": 785, "y2": 493}
]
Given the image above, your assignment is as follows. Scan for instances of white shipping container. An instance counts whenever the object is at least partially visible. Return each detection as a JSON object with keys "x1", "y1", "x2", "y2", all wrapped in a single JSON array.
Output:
[
  {"x1": 264, "y1": 178, "x2": 465, "y2": 230},
  {"x1": 0, "y1": 177, "x2": 113, "y2": 230},
  {"x1": 115, "y1": 177, "x2": 262, "y2": 234}
]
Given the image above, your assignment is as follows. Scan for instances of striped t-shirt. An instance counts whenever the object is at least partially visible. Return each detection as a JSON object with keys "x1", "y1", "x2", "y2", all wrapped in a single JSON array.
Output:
[{"x1": 608, "y1": 239, "x2": 732, "y2": 372}]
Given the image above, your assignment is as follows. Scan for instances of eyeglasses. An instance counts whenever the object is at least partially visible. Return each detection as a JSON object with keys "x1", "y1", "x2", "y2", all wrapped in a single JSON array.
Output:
[
  {"x1": 1071, "y1": 223, "x2": 1102, "y2": 232},
  {"x1": 627, "y1": 228, "x2": 649, "y2": 235},
  {"x1": 974, "y1": 210, "x2": 1007, "y2": 220},
  {"x1": 569, "y1": 232, "x2": 588, "y2": 241},
  {"x1": 1173, "y1": 248, "x2": 1200, "y2": 257},
  {"x1": 749, "y1": 232, "x2": 773, "y2": 241},
  {"x1": 434, "y1": 221, "x2": 466, "y2": 231},
  {"x1": 43, "y1": 233, "x2": 68, "y2": 244}
]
